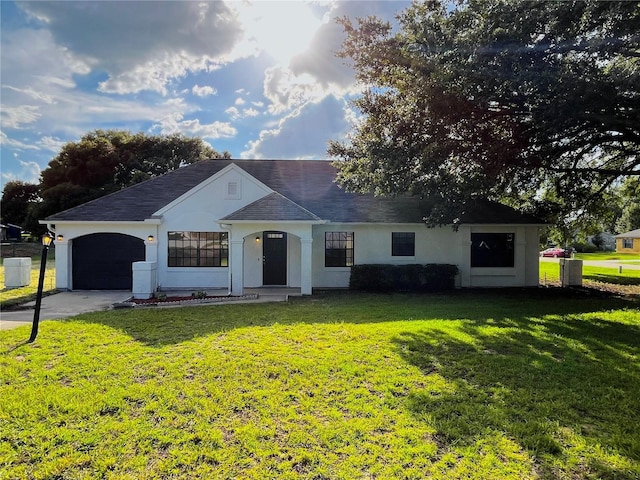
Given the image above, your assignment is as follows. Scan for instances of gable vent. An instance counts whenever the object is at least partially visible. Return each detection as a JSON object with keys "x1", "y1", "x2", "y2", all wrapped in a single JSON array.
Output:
[{"x1": 226, "y1": 181, "x2": 240, "y2": 199}]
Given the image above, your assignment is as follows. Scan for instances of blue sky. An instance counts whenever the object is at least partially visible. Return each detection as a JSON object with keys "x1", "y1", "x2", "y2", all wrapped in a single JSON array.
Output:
[{"x1": 0, "y1": 0, "x2": 411, "y2": 191}]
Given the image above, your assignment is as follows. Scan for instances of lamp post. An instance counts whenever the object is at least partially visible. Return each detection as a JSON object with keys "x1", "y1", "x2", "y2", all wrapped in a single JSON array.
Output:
[{"x1": 28, "y1": 233, "x2": 54, "y2": 343}]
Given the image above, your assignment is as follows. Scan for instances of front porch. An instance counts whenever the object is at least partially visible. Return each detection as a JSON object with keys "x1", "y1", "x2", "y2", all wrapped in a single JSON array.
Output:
[{"x1": 224, "y1": 223, "x2": 320, "y2": 296}]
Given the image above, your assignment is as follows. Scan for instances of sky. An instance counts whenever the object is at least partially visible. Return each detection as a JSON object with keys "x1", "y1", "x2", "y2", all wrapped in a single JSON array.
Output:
[{"x1": 0, "y1": 0, "x2": 411, "y2": 191}]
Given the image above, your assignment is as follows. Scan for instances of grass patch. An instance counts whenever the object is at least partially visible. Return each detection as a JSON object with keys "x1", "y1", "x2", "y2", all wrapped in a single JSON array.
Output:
[
  {"x1": 0, "y1": 259, "x2": 56, "y2": 309},
  {"x1": 540, "y1": 261, "x2": 640, "y2": 288},
  {"x1": 1, "y1": 291, "x2": 639, "y2": 479},
  {"x1": 575, "y1": 252, "x2": 640, "y2": 262}
]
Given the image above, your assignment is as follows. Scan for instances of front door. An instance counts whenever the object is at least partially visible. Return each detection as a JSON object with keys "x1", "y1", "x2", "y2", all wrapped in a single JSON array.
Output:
[{"x1": 263, "y1": 231, "x2": 287, "y2": 285}]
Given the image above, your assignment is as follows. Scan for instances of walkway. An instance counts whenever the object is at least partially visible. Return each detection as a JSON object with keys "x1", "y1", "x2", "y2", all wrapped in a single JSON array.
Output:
[{"x1": 0, "y1": 288, "x2": 297, "y2": 331}]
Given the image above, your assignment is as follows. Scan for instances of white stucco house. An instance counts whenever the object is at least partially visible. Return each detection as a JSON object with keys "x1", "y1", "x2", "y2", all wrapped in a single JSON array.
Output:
[{"x1": 42, "y1": 159, "x2": 545, "y2": 296}]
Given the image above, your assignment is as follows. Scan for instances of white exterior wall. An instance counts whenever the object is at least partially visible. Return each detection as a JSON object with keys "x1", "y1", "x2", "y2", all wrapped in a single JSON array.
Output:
[
  {"x1": 154, "y1": 165, "x2": 272, "y2": 290},
  {"x1": 48, "y1": 222, "x2": 158, "y2": 290},
  {"x1": 312, "y1": 224, "x2": 466, "y2": 288},
  {"x1": 312, "y1": 223, "x2": 540, "y2": 289}
]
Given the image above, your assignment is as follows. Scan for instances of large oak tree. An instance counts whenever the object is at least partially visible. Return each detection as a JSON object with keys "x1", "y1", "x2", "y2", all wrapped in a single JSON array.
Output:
[
  {"x1": 37, "y1": 130, "x2": 230, "y2": 222},
  {"x1": 328, "y1": 0, "x2": 639, "y2": 226}
]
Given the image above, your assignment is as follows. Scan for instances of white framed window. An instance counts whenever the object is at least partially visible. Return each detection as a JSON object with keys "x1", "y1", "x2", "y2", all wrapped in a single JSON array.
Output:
[
  {"x1": 325, "y1": 232, "x2": 354, "y2": 267},
  {"x1": 392, "y1": 232, "x2": 415, "y2": 256}
]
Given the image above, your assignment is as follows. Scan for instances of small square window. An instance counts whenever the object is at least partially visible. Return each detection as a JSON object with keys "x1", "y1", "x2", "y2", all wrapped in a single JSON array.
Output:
[{"x1": 392, "y1": 232, "x2": 415, "y2": 256}]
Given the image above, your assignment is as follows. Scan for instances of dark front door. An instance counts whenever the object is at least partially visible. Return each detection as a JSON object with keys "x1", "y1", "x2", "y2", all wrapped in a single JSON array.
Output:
[
  {"x1": 72, "y1": 233, "x2": 145, "y2": 290},
  {"x1": 263, "y1": 231, "x2": 287, "y2": 285}
]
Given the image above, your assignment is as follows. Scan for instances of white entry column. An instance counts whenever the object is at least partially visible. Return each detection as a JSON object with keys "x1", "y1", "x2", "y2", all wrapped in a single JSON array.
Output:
[
  {"x1": 54, "y1": 237, "x2": 70, "y2": 290},
  {"x1": 300, "y1": 237, "x2": 313, "y2": 295},
  {"x1": 230, "y1": 238, "x2": 245, "y2": 295}
]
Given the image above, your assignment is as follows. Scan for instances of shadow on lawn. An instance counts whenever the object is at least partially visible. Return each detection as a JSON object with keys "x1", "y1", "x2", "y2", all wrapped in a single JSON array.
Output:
[
  {"x1": 584, "y1": 272, "x2": 640, "y2": 286},
  {"x1": 393, "y1": 314, "x2": 640, "y2": 479},
  {"x1": 66, "y1": 288, "x2": 638, "y2": 348}
]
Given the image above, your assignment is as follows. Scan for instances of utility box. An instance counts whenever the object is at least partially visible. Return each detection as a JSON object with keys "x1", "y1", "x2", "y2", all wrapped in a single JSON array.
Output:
[
  {"x1": 4, "y1": 257, "x2": 32, "y2": 288},
  {"x1": 132, "y1": 261, "x2": 157, "y2": 299},
  {"x1": 560, "y1": 259, "x2": 583, "y2": 287}
]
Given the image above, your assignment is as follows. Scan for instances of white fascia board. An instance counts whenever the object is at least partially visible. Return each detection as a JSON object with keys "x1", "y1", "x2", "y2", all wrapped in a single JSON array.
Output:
[
  {"x1": 39, "y1": 220, "x2": 160, "y2": 226},
  {"x1": 153, "y1": 163, "x2": 274, "y2": 217},
  {"x1": 219, "y1": 219, "x2": 328, "y2": 225},
  {"x1": 462, "y1": 223, "x2": 548, "y2": 227}
]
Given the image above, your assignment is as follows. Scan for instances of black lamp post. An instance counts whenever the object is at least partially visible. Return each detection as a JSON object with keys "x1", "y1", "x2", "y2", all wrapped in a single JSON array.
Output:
[{"x1": 28, "y1": 232, "x2": 54, "y2": 343}]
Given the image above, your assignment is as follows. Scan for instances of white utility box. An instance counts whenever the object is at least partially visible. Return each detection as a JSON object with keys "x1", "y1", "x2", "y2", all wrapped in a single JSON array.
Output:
[
  {"x1": 4, "y1": 257, "x2": 32, "y2": 288},
  {"x1": 560, "y1": 259, "x2": 583, "y2": 287},
  {"x1": 132, "y1": 261, "x2": 157, "y2": 299}
]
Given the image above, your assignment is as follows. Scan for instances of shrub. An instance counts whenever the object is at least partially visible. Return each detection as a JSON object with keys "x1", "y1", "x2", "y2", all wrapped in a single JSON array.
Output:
[
  {"x1": 350, "y1": 264, "x2": 458, "y2": 293},
  {"x1": 572, "y1": 242, "x2": 598, "y2": 253}
]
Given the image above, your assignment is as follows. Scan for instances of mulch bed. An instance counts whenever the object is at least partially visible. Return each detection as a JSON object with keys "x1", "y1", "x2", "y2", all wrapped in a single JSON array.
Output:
[{"x1": 125, "y1": 293, "x2": 258, "y2": 307}]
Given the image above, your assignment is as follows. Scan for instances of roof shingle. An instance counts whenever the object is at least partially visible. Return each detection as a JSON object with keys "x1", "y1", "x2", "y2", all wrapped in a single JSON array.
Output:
[{"x1": 44, "y1": 159, "x2": 545, "y2": 225}]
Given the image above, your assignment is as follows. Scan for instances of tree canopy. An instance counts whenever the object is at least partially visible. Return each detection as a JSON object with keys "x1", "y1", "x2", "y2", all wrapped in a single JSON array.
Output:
[
  {"x1": 37, "y1": 130, "x2": 230, "y2": 221},
  {"x1": 328, "y1": 0, "x2": 639, "y2": 226},
  {"x1": 0, "y1": 180, "x2": 40, "y2": 231}
]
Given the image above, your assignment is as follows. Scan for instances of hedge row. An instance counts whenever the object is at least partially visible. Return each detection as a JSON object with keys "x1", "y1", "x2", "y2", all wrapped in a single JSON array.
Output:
[{"x1": 349, "y1": 264, "x2": 459, "y2": 292}]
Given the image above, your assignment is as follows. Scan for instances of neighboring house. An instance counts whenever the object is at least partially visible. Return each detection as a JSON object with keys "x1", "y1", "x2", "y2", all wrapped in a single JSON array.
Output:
[
  {"x1": 615, "y1": 228, "x2": 640, "y2": 253},
  {"x1": 0, "y1": 223, "x2": 22, "y2": 242},
  {"x1": 42, "y1": 159, "x2": 545, "y2": 296}
]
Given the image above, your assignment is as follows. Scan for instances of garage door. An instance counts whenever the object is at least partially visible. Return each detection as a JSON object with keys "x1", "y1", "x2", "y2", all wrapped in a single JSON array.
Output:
[{"x1": 72, "y1": 233, "x2": 145, "y2": 290}]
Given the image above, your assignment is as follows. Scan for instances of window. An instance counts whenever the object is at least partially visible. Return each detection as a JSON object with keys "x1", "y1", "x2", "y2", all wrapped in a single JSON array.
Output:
[
  {"x1": 168, "y1": 232, "x2": 228, "y2": 267},
  {"x1": 392, "y1": 232, "x2": 415, "y2": 256},
  {"x1": 325, "y1": 232, "x2": 354, "y2": 267},
  {"x1": 471, "y1": 233, "x2": 514, "y2": 268},
  {"x1": 623, "y1": 238, "x2": 633, "y2": 249}
]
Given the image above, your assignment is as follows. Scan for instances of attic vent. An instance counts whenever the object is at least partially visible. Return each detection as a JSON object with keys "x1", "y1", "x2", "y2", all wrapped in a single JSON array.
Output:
[{"x1": 226, "y1": 181, "x2": 240, "y2": 199}]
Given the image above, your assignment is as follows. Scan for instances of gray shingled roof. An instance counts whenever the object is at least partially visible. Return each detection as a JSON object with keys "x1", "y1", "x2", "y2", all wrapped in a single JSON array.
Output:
[
  {"x1": 44, "y1": 159, "x2": 545, "y2": 225},
  {"x1": 615, "y1": 228, "x2": 640, "y2": 238},
  {"x1": 221, "y1": 192, "x2": 322, "y2": 222}
]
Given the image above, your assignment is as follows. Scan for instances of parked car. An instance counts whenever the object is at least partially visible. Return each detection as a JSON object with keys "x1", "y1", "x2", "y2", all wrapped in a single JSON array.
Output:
[{"x1": 540, "y1": 247, "x2": 572, "y2": 258}]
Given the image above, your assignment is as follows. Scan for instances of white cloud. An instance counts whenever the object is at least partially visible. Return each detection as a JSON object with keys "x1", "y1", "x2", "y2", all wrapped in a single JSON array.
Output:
[
  {"x1": 18, "y1": 1, "x2": 244, "y2": 95},
  {"x1": 0, "y1": 131, "x2": 39, "y2": 150},
  {"x1": 38, "y1": 136, "x2": 66, "y2": 153},
  {"x1": 263, "y1": 67, "x2": 327, "y2": 114},
  {"x1": 0, "y1": 159, "x2": 42, "y2": 185},
  {"x1": 242, "y1": 95, "x2": 351, "y2": 159},
  {"x1": 192, "y1": 84, "x2": 217, "y2": 97},
  {"x1": 2, "y1": 85, "x2": 56, "y2": 104},
  {"x1": 0, "y1": 105, "x2": 41, "y2": 129},
  {"x1": 152, "y1": 113, "x2": 237, "y2": 140},
  {"x1": 226, "y1": 106, "x2": 260, "y2": 121}
]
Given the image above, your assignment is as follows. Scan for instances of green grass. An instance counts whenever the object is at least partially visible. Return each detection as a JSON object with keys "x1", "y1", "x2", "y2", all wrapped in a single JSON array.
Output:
[
  {"x1": 575, "y1": 252, "x2": 640, "y2": 262},
  {"x1": 1, "y1": 292, "x2": 639, "y2": 479},
  {"x1": 0, "y1": 259, "x2": 56, "y2": 308},
  {"x1": 540, "y1": 261, "x2": 640, "y2": 286}
]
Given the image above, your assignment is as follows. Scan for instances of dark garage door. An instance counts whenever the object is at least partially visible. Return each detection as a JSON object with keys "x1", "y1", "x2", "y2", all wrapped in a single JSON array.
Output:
[{"x1": 72, "y1": 233, "x2": 145, "y2": 290}]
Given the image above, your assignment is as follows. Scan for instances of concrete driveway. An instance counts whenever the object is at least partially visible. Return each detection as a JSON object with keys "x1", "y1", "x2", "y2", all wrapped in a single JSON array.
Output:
[{"x1": 0, "y1": 290, "x2": 131, "y2": 331}]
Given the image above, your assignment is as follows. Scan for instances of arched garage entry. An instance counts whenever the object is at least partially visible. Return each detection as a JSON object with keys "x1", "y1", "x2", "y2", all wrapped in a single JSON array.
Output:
[{"x1": 72, "y1": 233, "x2": 145, "y2": 290}]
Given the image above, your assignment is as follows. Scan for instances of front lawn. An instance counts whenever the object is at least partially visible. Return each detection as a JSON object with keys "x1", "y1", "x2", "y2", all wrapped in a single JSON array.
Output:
[
  {"x1": 575, "y1": 252, "x2": 640, "y2": 262},
  {"x1": 1, "y1": 291, "x2": 639, "y2": 479}
]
